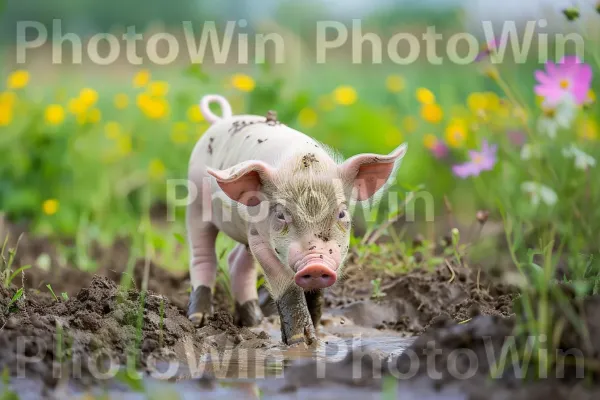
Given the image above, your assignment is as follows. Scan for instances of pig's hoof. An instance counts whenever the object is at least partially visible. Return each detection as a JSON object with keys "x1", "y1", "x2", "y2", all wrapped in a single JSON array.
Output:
[
  {"x1": 188, "y1": 285, "x2": 213, "y2": 327},
  {"x1": 234, "y1": 299, "x2": 264, "y2": 327}
]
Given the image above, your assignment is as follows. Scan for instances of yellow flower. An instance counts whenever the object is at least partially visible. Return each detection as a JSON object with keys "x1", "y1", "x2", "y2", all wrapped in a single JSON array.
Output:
[
  {"x1": 45, "y1": 104, "x2": 65, "y2": 125},
  {"x1": 137, "y1": 93, "x2": 168, "y2": 119},
  {"x1": 87, "y1": 108, "x2": 102, "y2": 124},
  {"x1": 171, "y1": 122, "x2": 189, "y2": 144},
  {"x1": 420, "y1": 103, "x2": 443, "y2": 124},
  {"x1": 133, "y1": 70, "x2": 151, "y2": 88},
  {"x1": 7, "y1": 70, "x2": 29, "y2": 90},
  {"x1": 386, "y1": 75, "x2": 405, "y2": 93},
  {"x1": 0, "y1": 91, "x2": 16, "y2": 106},
  {"x1": 467, "y1": 92, "x2": 488, "y2": 114},
  {"x1": 333, "y1": 85, "x2": 357, "y2": 106},
  {"x1": 117, "y1": 135, "x2": 132, "y2": 156},
  {"x1": 148, "y1": 81, "x2": 169, "y2": 97},
  {"x1": 231, "y1": 74, "x2": 255, "y2": 92},
  {"x1": 402, "y1": 116, "x2": 418, "y2": 133},
  {"x1": 114, "y1": 93, "x2": 129, "y2": 109},
  {"x1": 317, "y1": 95, "x2": 335, "y2": 111},
  {"x1": 444, "y1": 119, "x2": 468, "y2": 148},
  {"x1": 79, "y1": 88, "x2": 98, "y2": 107},
  {"x1": 68, "y1": 98, "x2": 87, "y2": 115},
  {"x1": 298, "y1": 107, "x2": 318, "y2": 128},
  {"x1": 496, "y1": 101, "x2": 511, "y2": 118},
  {"x1": 423, "y1": 134, "x2": 438, "y2": 149},
  {"x1": 416, "y1": 88, "x2": 435, "y2": 105},
  {"x1": 578, "y1": 118, "x2": 598, "y2": 141},
  {"x1": 42, "y1": 199, "x2": 59, "y2": 215},
  {"x1": 149, "y1": 159, "x2": 166, "y2": 180},
  {"x1": 0, "y1": 103, "x2": 13, "y2": 126},
  {"x1": 187, "y1": 105, "x2": 204, "y2": 123},
  {"x1": 104, "y1": 121, "x2": 122, "y2": 139},
  {"x1": 485, "y1": 92, "x2": 500, "y2": 111}
]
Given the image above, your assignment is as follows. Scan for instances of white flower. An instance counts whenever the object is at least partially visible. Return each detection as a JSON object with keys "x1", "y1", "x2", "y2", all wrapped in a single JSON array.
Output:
[
  {"x1": 562, "y1": 144, "x2": 596, "y2": 170},
  {"x1": 536, "y1": 95, "x2": 577, "y2": 139},
  {"x1": 520, "y1": 144, "x2": 541, "y2": 160},
  {"x1": 521, "y1": 182, "x2": 558, "y2": 207}
]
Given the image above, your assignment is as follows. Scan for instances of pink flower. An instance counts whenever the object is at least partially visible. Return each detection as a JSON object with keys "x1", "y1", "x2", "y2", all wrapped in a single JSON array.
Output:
[
  {"x1": 534, "y1": 56, "x2": 592, "y2": 106},
  {"x1": 430, "y1": 141, "x2": 449, "y2": 159},
  {"x1": 452, "y1": 140, "x2": 497, "y2": 179}
]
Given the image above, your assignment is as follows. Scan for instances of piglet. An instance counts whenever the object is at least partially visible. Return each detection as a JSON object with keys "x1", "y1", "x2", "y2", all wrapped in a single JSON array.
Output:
[{"x1": 187, "y1": 94, "x2": 407, "y2": 345}]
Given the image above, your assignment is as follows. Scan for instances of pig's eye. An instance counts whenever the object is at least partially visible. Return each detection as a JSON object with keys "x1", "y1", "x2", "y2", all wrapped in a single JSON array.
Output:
[
  {"x1": 276, "y1": 212, "x2": 286, "y2": 221},
  {"x1": 338, "y1": 210, "x2": 347, "y2": 219}
]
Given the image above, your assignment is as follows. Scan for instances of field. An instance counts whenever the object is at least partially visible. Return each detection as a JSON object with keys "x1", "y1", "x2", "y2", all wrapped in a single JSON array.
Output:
[{"x1": 1, "y1": 4, "x2": 600, "y2": 399}]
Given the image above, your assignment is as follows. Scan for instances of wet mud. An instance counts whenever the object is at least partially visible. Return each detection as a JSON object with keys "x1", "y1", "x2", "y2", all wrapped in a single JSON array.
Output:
[{"x1": 1, "y1": 226, "x2": 599, "y2": 399}]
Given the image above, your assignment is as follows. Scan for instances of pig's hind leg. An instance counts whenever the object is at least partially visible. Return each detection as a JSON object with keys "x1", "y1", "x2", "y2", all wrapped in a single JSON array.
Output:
[
  {"x1": 229, "y1": 244, "x2": 264, "y2": 327},
  {"x1": 187, "y1": 222, "x2": 218, "y2": 327}
]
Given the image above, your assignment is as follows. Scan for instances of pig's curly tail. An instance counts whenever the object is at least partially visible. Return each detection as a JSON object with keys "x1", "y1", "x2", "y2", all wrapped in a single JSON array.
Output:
[{"x1": 199, "y1": 94, "x2": 233, "y2": 124}]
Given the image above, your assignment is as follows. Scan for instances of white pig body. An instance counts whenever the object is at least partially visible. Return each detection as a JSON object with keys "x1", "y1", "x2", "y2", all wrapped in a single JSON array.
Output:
[
  {"x1": 189, "y1": 114, "x2": 333, "y2": 244},
  {"x1": 186, "y1": 95, "x2": 407, "y2": 344}
]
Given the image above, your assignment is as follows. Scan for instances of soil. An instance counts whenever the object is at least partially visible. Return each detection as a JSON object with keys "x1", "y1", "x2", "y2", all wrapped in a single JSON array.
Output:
[
  {"x1": 1, "y1": 225, "x2": 600, "y2": 399},
  {"x1": 324, "y1": 260, "x2": 515, "y2": 334}
]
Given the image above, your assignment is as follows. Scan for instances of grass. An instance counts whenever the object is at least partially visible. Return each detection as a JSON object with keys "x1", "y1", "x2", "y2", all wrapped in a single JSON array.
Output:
[
  {"x1": 46, "y1": 284, "x2": 59, "y2": 302},
  {"x1": 0, "y1": 234, "x2": 27, "y2": 288}
]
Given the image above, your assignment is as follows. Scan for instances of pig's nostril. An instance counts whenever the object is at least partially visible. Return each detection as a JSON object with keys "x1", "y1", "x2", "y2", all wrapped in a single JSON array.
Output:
[{"x1": 295, "y1": 264, "x2": 337, "y2": 289}]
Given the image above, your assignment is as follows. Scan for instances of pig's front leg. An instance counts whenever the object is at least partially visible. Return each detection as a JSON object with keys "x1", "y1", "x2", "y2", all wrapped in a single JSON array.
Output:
[
  {"x1": 248, "y1": 228, "x2": 316, "y2": 345},
  {"x1": 276, "y1": 285, "x2": 317, "y2": 345},
  {"x1": 187, "y1": 205, "x2": 218, "y2": 326}
]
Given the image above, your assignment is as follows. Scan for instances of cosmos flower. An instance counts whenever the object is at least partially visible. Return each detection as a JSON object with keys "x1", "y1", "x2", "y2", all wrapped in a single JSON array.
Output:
[
  {"x1": 562, "y1": 144, "x2": 596, "y2": 170},
  {"x1": 423, "y1": 134, "x2": 448, "y2": 159},
  {"x1": 452, "y1": 140, "x2": 497, "y2": 178},
  {"x1": 521, "y1": 182, "x2": 558, "y2": 207},
  {"x1": 534, "y1": 56, "x2": 592, "y2": 106}
]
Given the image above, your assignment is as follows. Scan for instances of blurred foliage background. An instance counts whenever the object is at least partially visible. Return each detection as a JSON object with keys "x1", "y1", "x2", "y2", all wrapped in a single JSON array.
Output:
[{"x1": 0, "y1": 0, "x2": 599, "y2": 274}]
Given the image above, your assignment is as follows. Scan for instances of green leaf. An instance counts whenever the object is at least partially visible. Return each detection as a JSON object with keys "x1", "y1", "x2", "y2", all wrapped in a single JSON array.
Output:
[
  {"x1": 7, "y1": 265, "x2": 31, "y2": 287},
  {"x1": 46, "y1": 284, "x2": 59, "y2": 302},
  {"x1": 173, "y1": 233, "x2": 186, "y2": 245},
  {"x1": 7, "y1": 288, "x2": 23, "y2": 311}
]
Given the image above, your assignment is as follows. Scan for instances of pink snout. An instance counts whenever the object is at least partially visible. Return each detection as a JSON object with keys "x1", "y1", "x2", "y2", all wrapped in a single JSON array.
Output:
[{"x1": 294, "y1": 264, "x2": 337, "y2": 290}]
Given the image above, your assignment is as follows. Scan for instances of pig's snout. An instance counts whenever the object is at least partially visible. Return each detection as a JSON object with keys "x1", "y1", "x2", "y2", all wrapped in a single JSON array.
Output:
[{"x1": 294, "y1": 264, "x2": 337, "y2": 289}]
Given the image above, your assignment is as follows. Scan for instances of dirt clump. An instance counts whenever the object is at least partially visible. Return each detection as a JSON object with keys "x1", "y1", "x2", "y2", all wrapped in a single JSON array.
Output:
[{"x1": 326, "y1": 262, "x2": 515, "y2": 334}]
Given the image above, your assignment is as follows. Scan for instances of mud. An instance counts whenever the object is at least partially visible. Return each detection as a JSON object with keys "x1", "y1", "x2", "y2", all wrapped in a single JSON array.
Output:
[
  {"x1": 2, "y1": 223, "x2": 600, "y2": 399},
  {"x1": 325, "y1": 260, "x2": 515, "y2": 334}
]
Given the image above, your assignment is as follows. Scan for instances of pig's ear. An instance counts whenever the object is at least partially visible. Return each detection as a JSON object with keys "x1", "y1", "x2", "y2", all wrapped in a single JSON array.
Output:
[
  {"x1": 206, "y1": 161, "x2": 275, "y2": 206},
  {"x1": 339, "y1": 143, "x2": 407, "y2": 201}
]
